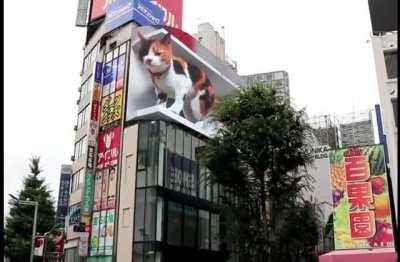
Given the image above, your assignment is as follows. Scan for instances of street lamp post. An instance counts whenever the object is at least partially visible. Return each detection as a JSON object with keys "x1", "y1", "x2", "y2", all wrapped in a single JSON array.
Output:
[{"x1": 9, "y1": 194, "x2": 39, "y2": 262}]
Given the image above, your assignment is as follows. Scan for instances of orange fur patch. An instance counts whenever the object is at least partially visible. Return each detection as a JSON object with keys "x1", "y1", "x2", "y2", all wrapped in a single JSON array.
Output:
[{"x1": 151, "y1": 40, "x2": 172, "y2": 63}]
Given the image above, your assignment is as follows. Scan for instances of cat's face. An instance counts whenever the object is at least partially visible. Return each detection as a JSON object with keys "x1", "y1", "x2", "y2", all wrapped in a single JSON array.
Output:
[{"x1": 138, "y1": 32, "x2": 172, "y2": 73}]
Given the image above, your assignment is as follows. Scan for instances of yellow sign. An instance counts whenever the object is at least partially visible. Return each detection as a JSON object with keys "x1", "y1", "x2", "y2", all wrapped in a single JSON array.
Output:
[{"x1": 100, "y1": 90, "x2": 123, "y2": 126}]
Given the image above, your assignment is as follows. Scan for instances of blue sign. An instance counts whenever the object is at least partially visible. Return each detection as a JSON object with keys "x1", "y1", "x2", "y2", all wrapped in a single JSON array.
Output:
[
  {"x1": 105, "y1": 0, "x2": 165, "y2": 33},
  {"x1": 56, "y1": 173, "x2": 70, "y2": 224}
]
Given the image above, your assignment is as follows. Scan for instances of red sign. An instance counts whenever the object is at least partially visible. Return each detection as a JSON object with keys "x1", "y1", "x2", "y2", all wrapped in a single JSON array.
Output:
[
  {"x1": 90, "y1": 0, "x2": 106, "y2": 21},
  {"x1": 97, "y1": 126, "x2": 121, "y2": 169},
  {"x1": 152, "y1": 0, "x2": 183, "y2": 29},
  {"x1": 91, "y1": 101, "x2": 100, "y2": 121}
]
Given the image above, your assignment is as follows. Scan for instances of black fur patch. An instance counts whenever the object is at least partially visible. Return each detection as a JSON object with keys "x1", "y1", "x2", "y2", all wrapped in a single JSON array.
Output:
[
  {"x1": 138, "y1": 39, "x2": 151, "y2": 62},
  {"x1": 173, "y1": 59, "x2": 185, "y2": 75},
  {"x1": 187, "y1": 63, "x2": 202, "y2": 85}
]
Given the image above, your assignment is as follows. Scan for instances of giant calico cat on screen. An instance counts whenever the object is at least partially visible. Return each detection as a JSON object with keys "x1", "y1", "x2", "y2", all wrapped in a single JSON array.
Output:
[{"x1": 136, "y1": 31, "x2": 216, "y2": 123}]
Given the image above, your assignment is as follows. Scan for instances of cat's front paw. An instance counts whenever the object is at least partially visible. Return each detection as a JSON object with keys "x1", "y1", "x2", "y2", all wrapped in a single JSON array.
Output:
[{"x1": 168, "y1": 103, "x2": 183, "y2": 115}]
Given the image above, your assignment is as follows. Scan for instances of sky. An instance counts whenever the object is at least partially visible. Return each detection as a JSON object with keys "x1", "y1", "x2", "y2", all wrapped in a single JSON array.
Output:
[{"x1": 4, "y1": 0, "x2": 379, "y2": 216}]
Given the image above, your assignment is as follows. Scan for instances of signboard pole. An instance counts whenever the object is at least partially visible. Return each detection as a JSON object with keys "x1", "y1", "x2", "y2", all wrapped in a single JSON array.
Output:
[{"x1": 385, "y1": 168, "x2": 399, "y2": 253}]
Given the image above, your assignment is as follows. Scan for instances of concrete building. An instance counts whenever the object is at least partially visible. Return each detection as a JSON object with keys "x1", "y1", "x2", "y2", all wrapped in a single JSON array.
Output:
[
  {"x1": 65, "y1": 1, "x2": 243, "y2": 261},
  {"x1": 370, "y1": 32, "x2": 398, "y2": 221},
  {"x1": 335, "y1": 109, "x2": 375, "y2": 148},
  {"x1": 193, "y1": 22, "x2": 238, "y2": 72},
  {"x1": 241, "y1": 71, "x2": 290, "y2": 104},
  {"x1": 307, "y1": 114, "x2": 340, "y2": 149},
  {"x1": 193, "y1": 23, "x2": 225, "y2": 62}
]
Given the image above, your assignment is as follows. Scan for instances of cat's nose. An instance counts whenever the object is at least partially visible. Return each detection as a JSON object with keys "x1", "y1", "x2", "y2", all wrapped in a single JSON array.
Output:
[{"x1": 145, "y1": 58, "x2": 152, "y2": 65}]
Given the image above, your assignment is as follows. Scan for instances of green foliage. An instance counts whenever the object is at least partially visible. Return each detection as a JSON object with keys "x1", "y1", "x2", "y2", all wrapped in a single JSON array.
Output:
[
  {"x1": 202, "y1": 82, "x2": 320, "y2": 262},
  {"x1": 4, "y1": 156, "x2": 56, "y2": 262}
]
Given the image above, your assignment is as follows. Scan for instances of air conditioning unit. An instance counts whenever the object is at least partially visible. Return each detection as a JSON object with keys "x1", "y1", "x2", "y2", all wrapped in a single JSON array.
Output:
[
  {"x1": 73, "y1": 125, "x2": 78, "y2": 131},
  {"x1": 70, "y1": 155, "x2": 75, "y2": 161}
]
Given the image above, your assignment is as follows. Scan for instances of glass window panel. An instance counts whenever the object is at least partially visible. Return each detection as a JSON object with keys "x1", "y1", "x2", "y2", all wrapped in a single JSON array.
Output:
[
  {"x1": 198, "y1": 210, "x2": 210, "y2": 250},
  {"x1": 106, "y1": 51, "x2": 113, "y2": 63},
  {"x1": 138, "y1": 123, "x2": 148, "y2": 171},
  {"x1": 81, "y1": 136, "x2": 87, "y2": 157},
  {"x1": 211, "y1": 214, "x2": 220, "y2": 251},
  {"x1": 137, "y1": 170, "x2": 146, "y2": 188},
  {"x1": 167, "y1": 201, "x2": 182, "y2": 246},
  {"x1": 166, "y1": 124, "x2": 175, "y2": 190},
  {"x1": 158, "y1": 121, "x2": 166, "y2": 187},
  {"x1": 212, "y1": 183, "x2": 219, "y2": 203},
  {"x1": 134, "y1": 189, "x2": 145, "y2": 242},
  {"x1": 147, "y1": 121, "x2": 159, "y2": 186},
  {"x1": 384, "y1": 51, "x2": 398, "y2": 79},
  {"x1": 156, "y1": 197, "x2": 163, "y2": 241},
  {"x1": 119, "y1": 42, "x2": 127, "y2": 55},
  {"x1": 79, "y1": 169, "x2": 84, "y2": 189},
  {"x1": 133, "y1": 244, "x2": 144, "y2": 262},
  {"x1": 143, "y1": 242, "x2": 155, "y2": 262},
  {"x1": 191, "y1": 161, "x2": 198, "y2": 197},
  {"x1": 175, "y1": 129, "x2": 183, "y2": 192},
  {"x1": 183, "y1": 206, "x2": 197, "y2": 247},
  {"x1": 144, "y1": 189, "x2": 157, "y2": 241}
]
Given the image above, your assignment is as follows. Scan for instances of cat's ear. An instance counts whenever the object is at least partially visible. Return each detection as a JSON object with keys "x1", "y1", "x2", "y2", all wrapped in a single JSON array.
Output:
[
  {"x1": 160, "y1": 33, "x2": 171, "y2": 45},
  {"x1": 137, "y1": 31, "x2": 146, "y2": 41}
]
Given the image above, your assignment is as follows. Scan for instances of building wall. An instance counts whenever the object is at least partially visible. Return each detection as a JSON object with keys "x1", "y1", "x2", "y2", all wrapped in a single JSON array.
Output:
[
  {"x1": 116, "y1": 124, "x2": 138, "y2": 262},
  {"x1": 193, "y1": 23, "x2": 226, "y2": 62},
  {"x1": 370, "y1": 32, "x2": 398, "y2": 221},
  {"x1": 340, "y1": 120, "x2": 375, "y2": 148},
  {"x1": 241, "y1": 71, "x2": 290, "y2": 104}
]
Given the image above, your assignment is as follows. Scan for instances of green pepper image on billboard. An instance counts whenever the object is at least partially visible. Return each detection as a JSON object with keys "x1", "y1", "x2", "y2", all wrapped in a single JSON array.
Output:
[{"x1": 329, "y1": 145, "x2": 394, "y2": 249}]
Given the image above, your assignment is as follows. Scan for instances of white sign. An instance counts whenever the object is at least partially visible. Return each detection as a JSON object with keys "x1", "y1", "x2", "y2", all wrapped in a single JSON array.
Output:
[
  {"x1": 33, "y1": 236, "x2": 45, "y2": 256},
  {"x1": 78, "y1": 232, "x2": 90, "y2": 257}
]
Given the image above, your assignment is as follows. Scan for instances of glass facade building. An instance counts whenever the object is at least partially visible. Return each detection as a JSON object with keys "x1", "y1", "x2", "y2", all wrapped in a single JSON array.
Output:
[{"x1": 131, "y1": 120, "x2": 227, "y2": 262}]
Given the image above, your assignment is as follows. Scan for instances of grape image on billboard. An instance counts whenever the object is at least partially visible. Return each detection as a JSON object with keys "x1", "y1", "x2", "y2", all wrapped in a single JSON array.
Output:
[{"x1": 126, "y1": 26, "x2": 239, "y2": 134}]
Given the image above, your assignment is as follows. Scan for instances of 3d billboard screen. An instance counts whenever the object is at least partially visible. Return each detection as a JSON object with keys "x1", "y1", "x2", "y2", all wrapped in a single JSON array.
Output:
[
  {"x1": 329, "y1": 145, "x2": 394, "y2": 249},
  {"x1": 126, "y1": 26, "x2": 242, "y2": 135}
]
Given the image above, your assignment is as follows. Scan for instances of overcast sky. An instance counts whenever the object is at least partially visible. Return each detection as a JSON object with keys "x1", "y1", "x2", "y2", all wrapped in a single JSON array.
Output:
[{"x1": 4, "y1": 0, "x2": 379, "y2": 216}]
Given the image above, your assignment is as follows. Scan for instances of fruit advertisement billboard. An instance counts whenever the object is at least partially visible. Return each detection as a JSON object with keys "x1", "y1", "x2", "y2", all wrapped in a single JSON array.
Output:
[
  {"x1": 126, "y1": 26, "x2": 243, "y2": 136},
  {"x1": 330, "y1": 145, "x2": 394, "y2": 249}
]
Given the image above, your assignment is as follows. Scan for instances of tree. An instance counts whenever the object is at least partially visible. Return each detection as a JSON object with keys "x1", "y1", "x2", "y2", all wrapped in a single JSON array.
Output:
[
  {"x1": 4, "y1": 156, "x2": 56, "y2": 261},
  {"x1": 202, "y1": 82, "x2": 320, "y2": 262}
]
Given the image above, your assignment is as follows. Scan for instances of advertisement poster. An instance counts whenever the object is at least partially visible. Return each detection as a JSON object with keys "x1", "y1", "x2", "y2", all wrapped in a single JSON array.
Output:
[
  {"x1": 98, "y1": 210, "x2": 108, "y2": 254},
  {"x1": 105, "y1": 210, "x2": 115, "y2": 255},
  {"x1": 93, "y1": 170, "x2": 103, "y2": 211},
  {"x1": 116, "y1": 54, "x2": 126, "y2": 91},
  {"x1": 81, "y1": 171, "x2": 95, "y2": 215},
  {"x1": 97, "y1": 126, "x2": 121, "y2": 169},
  {"x1": 56, "y1": 173, "x2": 70, "y2": 224},
  {"x1": 101, "y1": 169, "x2": 110, "y2": 210},
  {"x1": 69, "y1": 205, "x2": 81, "y2": 225},
  {"x1": 107, "y1": 166, "x2": 117, "y2": 209},
  {"x1": 126, "y1": 26, "x2": 243, "y2": 136},
  {"x1": 90, "y1": 212, "x2": 100, "y2": 255},
  {"x1": 330, "y1": 145, "x2": 394, "y2": 249},
  {"x1": 100, "y1": 89, "x2": 123, "y2": 127}
]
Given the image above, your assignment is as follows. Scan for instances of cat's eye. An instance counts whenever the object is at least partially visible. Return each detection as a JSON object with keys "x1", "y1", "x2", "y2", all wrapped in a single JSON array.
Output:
[{"x1": 154, "y1": 52, "x2": 161, "y2": 56}]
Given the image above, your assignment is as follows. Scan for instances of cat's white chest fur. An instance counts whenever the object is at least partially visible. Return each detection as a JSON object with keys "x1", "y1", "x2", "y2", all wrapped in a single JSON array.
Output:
[{"x1": 153, "y1": 67, "x2": 192, "y2": 114}]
